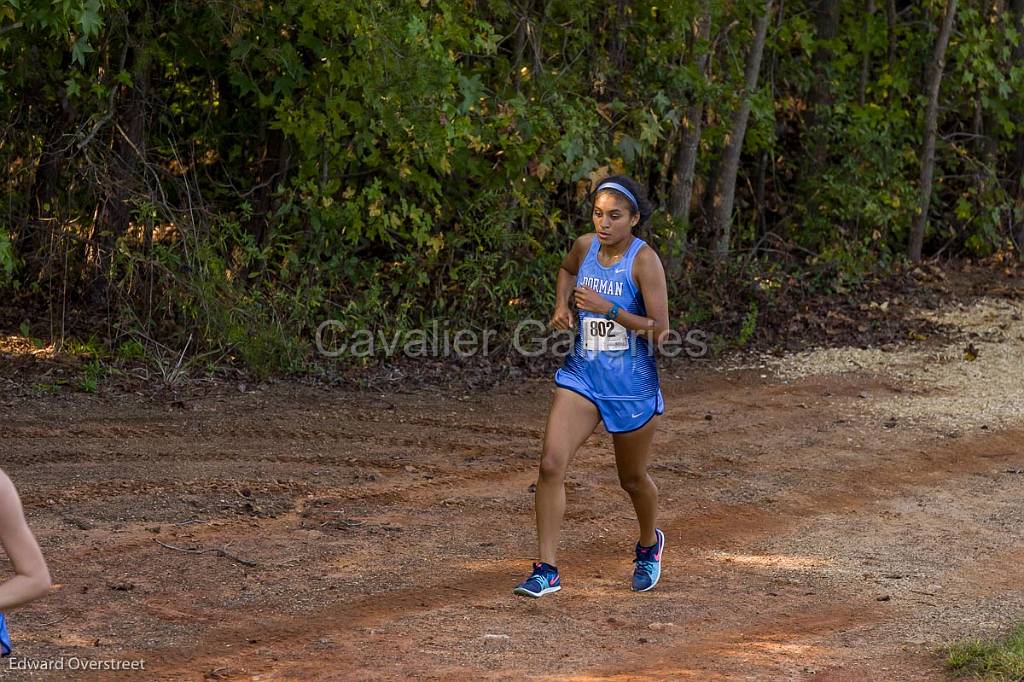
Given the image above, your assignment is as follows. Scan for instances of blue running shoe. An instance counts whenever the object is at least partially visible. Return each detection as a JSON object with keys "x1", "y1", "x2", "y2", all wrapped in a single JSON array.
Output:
[
  {"x1": 632, "y1": 528, "x2": 665, "y2": 592},
  {"x1": 0, "y1": 612, "x2": 11, "y2": 657},
  {"x1": 513, "y1": 562, "x2": 561, "y2": 598}
]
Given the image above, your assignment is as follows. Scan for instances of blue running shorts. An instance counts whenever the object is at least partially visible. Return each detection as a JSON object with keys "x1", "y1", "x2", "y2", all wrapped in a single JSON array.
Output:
[
  {"x1": 0, "y1": 612, "x2": 11, "y2": 656},
  {"x1": 555, "y1": 369, "x2": 664, "y2": 433}
]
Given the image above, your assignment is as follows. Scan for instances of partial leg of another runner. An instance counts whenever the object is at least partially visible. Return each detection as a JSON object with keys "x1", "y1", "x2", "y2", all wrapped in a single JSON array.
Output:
[
  {"x1": 0, "y1": 469, "x2": 52, "y2": 655},
  {"x1": 514, "y1": 388, "x2": 600, "y2": 597},
  {"x1": 612, "y1": 416, "x2": 664, "y2": 592}
]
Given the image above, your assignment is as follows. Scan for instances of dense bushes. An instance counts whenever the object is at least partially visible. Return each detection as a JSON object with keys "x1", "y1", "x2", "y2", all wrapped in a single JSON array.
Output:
[{"x1": 1, "y1": 0, "x2": 1022, "y2": 373}]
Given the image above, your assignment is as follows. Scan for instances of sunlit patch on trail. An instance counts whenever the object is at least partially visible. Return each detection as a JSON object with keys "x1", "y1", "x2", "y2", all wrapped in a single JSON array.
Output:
[
  {"x1": 0, "y1": 334, "x2": 60, "y2": 358},
  {"x1": 742, "y1": 640, "x2": 816, "y2": 656},
  {"x1": 559, "y1": 669, "x2": 706, "y2": 682},
  {"x1": 707, "y1": 551, "x2": 832, "y2": 571}
]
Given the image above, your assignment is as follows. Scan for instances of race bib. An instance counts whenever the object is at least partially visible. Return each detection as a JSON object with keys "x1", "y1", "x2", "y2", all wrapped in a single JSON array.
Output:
[{"x1": 583, "y1": 317, "x2": 629, "y2": 351}]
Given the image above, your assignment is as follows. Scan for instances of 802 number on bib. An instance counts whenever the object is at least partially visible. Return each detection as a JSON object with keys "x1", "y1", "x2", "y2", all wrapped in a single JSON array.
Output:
[{"x1": 583, "y1": 317, "x2": 629, "y2": 351}]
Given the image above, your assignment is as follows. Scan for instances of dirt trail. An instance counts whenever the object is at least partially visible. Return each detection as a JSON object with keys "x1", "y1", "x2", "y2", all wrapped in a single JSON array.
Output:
[{"x1": 2, "y1": 290, "x2": 1024, "y2": 680}]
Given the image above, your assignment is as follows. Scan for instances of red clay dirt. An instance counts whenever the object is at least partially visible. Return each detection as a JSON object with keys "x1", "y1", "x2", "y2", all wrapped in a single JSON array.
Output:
[{"x1": 2, "y1": 355, "x2": 1024, "y2": 680}]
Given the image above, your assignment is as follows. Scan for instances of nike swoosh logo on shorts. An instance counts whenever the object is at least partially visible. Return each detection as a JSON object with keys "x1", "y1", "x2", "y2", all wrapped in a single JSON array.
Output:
[{"x1": 631, "y1": 411, "x2": 643, "y2": 418}]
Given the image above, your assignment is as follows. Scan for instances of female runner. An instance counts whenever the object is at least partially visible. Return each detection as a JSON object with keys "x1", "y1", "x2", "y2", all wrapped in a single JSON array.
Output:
[{"x1": 514, "y1": 175, "x2": 669, "y2": 598}]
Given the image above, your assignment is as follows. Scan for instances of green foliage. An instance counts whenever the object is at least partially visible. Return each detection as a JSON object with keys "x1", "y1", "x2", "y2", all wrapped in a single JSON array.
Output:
[
  {"x1": 0, "y1": 0, "x2": 107, "y2": 68},
  {"x1": 0, "y1": 228, "x2": 14, "y2": 281},
  {"x1": 78, "y1": 358, "x2": 103, "y2": 392},
  {"x1": 116, "y1": 339, "x2": 146, "y2": 361},
  {"x1": 33, "y1": 381, "x2": 65, "y2": 394},
  {"x1": 947, "y1": 623, "x2": 1024, "y2": 680},
  {"x1": 17, "y1": 321, "x2": 45, "y2": 348},
  {"x1": 736, "y1": 301, "x2": 758, "y2": 348},
  {"x1": 1, "y1": 0, "x2": 1023, "y2": 375},
  {"x1": 64, "y1": 335, "x2": 103, "y2": 357}
]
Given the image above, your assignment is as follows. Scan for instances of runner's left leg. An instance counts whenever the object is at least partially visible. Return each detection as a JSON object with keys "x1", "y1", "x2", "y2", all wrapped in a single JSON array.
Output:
[{"x1": 612, "y1": 416, "x2": 659, "y2": 547}]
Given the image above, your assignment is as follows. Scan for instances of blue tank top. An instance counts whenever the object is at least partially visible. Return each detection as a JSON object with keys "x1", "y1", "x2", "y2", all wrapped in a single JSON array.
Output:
[{"x1": 558, "y1": 235, "x2": 659, "y2": 399}]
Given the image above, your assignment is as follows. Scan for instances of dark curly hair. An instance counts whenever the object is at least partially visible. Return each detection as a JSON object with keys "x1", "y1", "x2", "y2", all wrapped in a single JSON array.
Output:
[{"x1": 590, "y1": 175, "x2": 654, "y2": 231}]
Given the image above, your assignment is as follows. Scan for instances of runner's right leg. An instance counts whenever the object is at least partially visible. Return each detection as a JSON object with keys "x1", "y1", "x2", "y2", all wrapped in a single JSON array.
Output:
[{"x1": 536, "y1": 388, "x2": 601, "y2": 566}]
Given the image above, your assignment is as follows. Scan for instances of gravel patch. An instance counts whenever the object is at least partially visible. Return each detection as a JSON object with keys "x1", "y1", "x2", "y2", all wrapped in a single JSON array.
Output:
[{"x1": 764, "y1": 297, "x2": 1024, "y2": 430}]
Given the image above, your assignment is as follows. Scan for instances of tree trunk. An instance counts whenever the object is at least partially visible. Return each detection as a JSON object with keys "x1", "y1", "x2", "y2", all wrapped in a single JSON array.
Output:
[
  {"x1": 102, "y1": 63, "x2": 149, "y2": 241},
  {"x1": 512, "y1": 1, "x2": 528, "y2": 88},
  {"x1": 809, "y1": 0, "x2": 840, "y2": 112},
  {"x1": 977, "y1": 0, "x2": 1005, "y2": 165},
  {"x1": 885, "y1": 0, "x2": 897, "y2": 69},
  {"x1": 1013, "y1": 137, "x2": 1024, "y2": 252},
  {"x1": 859, "y1": 0, "x2": 876, "y2": 107},
  {"x1": 699, "y1": 152, "x2": 720, "y2": 237},
  {"x1": 22, "y1": 87, "x2": 75, "y2": 281},
  {"x1": 755, "y1": 150, "x2": 768, "y2": 242},
  {"x1": 710, "y1": 0, "x2": 773, "y2": 259},
  {"x1": 908, "y1": 0, "x2": 957, "y2": 262},
  {"x1": 94, "y1": 4, "x2": 153, "y2": 301},
  {"x1": 250, "y1": 127, "x2": 290, "y2": 250},
  {"x1": 803, "y1": 0, "x2": 841, "y2": 226},
  {"x1": 609, "y1": 0, "x2": 629, "y2": 75},
  {"x1": 1011, "y1": 0, "x2": 1024, "y2": 253},
  {"x1": 668, "y1": 2, "x2": 712, "y2": 225}
]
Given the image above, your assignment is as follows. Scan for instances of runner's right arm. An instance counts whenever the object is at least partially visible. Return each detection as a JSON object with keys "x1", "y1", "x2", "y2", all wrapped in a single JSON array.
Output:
[{"x1": 551, "y1": 234, "x2": 594, "y2": 330}]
